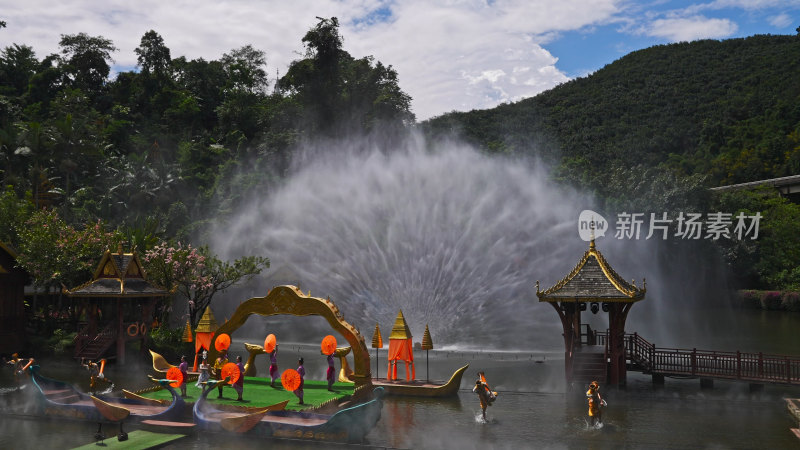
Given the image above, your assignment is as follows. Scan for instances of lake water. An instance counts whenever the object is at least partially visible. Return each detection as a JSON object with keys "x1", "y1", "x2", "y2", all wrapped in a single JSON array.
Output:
[{"x1": 2, "y1": 308, "x2": 800, "y2": 449}]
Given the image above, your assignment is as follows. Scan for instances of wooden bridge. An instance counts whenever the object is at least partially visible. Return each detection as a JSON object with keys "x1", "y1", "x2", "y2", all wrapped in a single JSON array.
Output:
[{"x1": 594, "y1": 331, "x2": 800, "y2": 386}]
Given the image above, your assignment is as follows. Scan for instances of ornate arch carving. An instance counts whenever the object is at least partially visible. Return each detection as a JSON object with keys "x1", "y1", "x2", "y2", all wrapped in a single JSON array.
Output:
[{"x1": 207, "y1": 285, "x2": 372, "y2": 388}]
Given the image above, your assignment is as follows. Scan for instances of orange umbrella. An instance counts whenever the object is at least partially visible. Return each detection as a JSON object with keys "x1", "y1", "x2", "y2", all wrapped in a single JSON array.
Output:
[
  {"x1": 221, "y1": 362, "x2": 241, "y2": 385},
  {"x1": 166, "y1": 367, "x2": 183, "y2": 388},
  {"x1": 264, "y1": 334, "x2": 277, "y2": 353},
  {"x1": 321, "y1": 335, "x2": 337, "y2": 355},
  {"x1": 215, "y1": 333, "x2": 231, "y2": 352},
  {"x1": 281, "y1": 369, "x2": 301, "y2": 391}
]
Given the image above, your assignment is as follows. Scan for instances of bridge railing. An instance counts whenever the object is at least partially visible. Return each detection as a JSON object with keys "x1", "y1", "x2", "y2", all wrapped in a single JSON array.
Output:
[{"x1": 596, "y1": 331, "x2": 800, "y2": 385}]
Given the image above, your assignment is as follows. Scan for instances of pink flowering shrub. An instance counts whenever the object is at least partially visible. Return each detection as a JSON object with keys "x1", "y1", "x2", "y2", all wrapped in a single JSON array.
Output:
[
  {"x1": 16, "y1": 210, "x2": 122, "y2": 289},
  {"x1": 144, "y1": 242, "x2": 268, "y2": 327},
  {"x1": 759, "y1": 291, "x2": 782, "y2": 310},
  {"x1": 781, "y1": 291, "x2": 800, "y2": 312}
]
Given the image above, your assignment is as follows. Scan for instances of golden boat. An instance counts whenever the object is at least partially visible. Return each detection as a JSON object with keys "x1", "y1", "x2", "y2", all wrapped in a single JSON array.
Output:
[{"x1": 372, "y1": 364, "x2": 469, "y2": 397}]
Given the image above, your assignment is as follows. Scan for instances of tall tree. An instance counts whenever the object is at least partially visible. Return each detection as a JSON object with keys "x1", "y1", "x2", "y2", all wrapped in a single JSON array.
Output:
[
  {"x1": 280, "y1": 17, "x2": 413, "y2": 134},
  {"x1": 220, "y1": 45, "x2": 268, "y2": 96},
  {"x1": 58, "y1": 33, "x2": 117, "y2": 95},
  {"x1": 135, "y1": 30, "x2": 171, "y2": 80},
  {"x1": 0, "y1": 44, "x2": 39, "y2": 96}
]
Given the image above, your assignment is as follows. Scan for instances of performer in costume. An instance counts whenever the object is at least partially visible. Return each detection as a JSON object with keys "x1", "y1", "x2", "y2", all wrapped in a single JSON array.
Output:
[
  {"x1": 586, "y1": 380, "x2": 605, "y2": 426},
  {"x1": 326, "y1": 353, "x2": 335, "y2": 391},
  {"x1": 8, "y1": 353, "x2": 34, "y2": 385},
  {"x1": 294, "y1": 357, "x2": 305, "y2": 405},
  {"x1": 478, "y1": 371, "x2": 497, "y2": 404},
  {"x1": 473, "y1": 379, "x2": 490, "y2": 420},
  {"x1": 234, "y1": 355, "x2": 245, "y2": 401},
  {"x1": 196, "y1": 357, "x2": 210, "y2": 387},
  {"x1": 213, "y1": 350, "x2": 229, "y2": 399},
  {"x1": 81, "y1": 358, "x2": 103, "y2": 392},
  {"x1": 268, "y1": 345, "x2": 278, "y2": 387},
  {"x1": 178, "y1": 355, "x2": 188, "y2": 398}
]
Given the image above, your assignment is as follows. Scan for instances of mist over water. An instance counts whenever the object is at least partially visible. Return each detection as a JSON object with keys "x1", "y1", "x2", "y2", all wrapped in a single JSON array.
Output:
[
  {"x1": 212, "y1": 132, "x2": 745, "y2": 353},
  {"x1": 214, "y1": 134, "x2": 592, "y2": 348}
]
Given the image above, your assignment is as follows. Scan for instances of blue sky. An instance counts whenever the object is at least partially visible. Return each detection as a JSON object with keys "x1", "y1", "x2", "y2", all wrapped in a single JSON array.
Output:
[
  {"x1": 1, "y1": 0, "x2": 799, "y2": 119},
  {"x1": 547, "y1": 1, "x2": 799, "y2": 78}
]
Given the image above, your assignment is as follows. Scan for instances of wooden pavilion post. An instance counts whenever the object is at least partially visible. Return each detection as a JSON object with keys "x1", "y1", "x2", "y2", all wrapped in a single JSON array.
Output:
[
  {"x1": 607, "y1": 302, "x2": 633, "y2": 386},
  {"x1": 116, "y1": 299, "x2": 125, "y2": 364}
]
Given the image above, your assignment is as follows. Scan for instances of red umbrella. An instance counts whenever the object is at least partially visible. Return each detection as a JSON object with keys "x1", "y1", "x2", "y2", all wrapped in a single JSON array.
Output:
[
  {"x1": 221, "y1": 362, "x2": 241, "y2": 385},
  {"x1": 321, "y1": 335, "x2": 337, "y2": 355},
  {"x1": 281, "y1": 369, "x2": 301, "y2": 391},
  {"x1": 264, "y1": 334, "x2": 277, "y2": 353},
  {"x1": 215, "y1": 333, "x2": 231, "y2": 352},
  {"x1": 166, "y1": 367, "x2": 183, "y2": 388}
]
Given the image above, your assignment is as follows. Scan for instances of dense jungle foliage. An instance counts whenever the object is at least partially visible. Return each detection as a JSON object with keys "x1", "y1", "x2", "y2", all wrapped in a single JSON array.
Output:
[
  {"x1": 1, "y1": 17, "x2": 799, "y2": 299},
  {"x1": 424, "y1": 33, "x2": 800, "y2": 291},
  {"x1": 0, "y1": 17, "x2": 412, "y2": 248}
]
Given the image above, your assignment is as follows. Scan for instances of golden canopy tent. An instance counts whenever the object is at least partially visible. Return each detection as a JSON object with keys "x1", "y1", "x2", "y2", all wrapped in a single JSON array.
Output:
[
  {"x1": 193, "y1": 307, "x2": 218, "y2": 371},
  {"x1": 387, "y1": 310, "x2": 415, "y2": 381}
]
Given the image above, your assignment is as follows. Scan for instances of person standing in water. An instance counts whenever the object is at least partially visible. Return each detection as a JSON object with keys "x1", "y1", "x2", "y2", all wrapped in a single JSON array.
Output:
[
  {"x1": 586, "y1": 381, "x2": 605, "y2": 426},
  {"x1": 268, "y1": 345, "x2": 278, "y2": 387},
  {"x1": 473, "y1": 379, "x2": 491, "y2": 421},
  {"x1": 81, "y1": 358, "x2": 102, "y2": 392},
  {"x1": 294, "y1": 358, "x2": 305, "y2": 405}
]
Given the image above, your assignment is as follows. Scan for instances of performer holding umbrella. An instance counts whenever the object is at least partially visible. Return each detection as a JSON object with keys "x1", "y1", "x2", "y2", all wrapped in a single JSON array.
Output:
[
  {"x1": 213, "y1": 333, "x2": 231, "y2": 399},
  {"x1": 321, "y1": 335, "x2": 337, "y2": 391},
  {"x1": 264, "y1": 334, "x2": 278, "y2": 387}
]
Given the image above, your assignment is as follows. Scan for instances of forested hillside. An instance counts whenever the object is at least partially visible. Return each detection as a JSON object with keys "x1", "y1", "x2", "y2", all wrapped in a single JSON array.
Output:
[
  {"x1": 424, "y1": 34, "x2": 800, "y2": 195},
  {"x1": 424, "y1": 34, "x2": 800, "y2": 291}
]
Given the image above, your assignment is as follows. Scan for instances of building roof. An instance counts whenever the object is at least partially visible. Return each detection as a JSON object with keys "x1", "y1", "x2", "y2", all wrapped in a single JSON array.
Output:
[
  {"x1": 537, "y1": 240, "x2": 645, "y2": 303},
  {"x1": 709, "y1": 174, "x2": 800, "y2": 192},
  {"x1": 64, "y1": 246, "x2": 170, "y2": 298}
]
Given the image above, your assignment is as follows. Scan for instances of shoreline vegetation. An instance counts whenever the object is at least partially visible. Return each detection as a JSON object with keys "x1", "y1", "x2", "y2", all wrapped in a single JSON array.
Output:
[{"x1": 736, "y1": 290, "x2": 800, "y2": 312}]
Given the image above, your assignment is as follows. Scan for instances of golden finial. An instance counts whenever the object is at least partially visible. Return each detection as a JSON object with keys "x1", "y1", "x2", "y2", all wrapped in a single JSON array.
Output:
[
  {"x1": 371, "y1": 323, "x2": 383, "y2": 348},
  {"x1": 182, "y1": 320, "x2": 193, "y2": 342},
  {"x1": 536, "y1": 281, "x2": 540, "y2": 293},
  {"x1": 421, "y1": 324, "x2": 433, "y2": 350}
]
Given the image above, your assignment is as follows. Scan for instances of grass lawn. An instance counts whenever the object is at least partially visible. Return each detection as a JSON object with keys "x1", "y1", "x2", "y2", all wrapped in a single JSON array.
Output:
[{"x1": 139, "y1": 376, "x2": 354, "y2": 411}]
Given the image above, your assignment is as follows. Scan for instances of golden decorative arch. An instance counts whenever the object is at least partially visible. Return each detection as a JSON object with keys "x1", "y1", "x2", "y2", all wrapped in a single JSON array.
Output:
[{"x1": 207, "y1": 285, "x2": 373, "y2": 388}]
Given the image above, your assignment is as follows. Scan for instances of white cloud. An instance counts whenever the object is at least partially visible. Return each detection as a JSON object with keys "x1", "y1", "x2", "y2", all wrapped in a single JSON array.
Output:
[
  {"x1": 644, "y1": 16, "x2": 738, "y2": 41},
  {"x1": 768, "y1": 13, "x2": 793, "y2": 28},
  {"x1": 701, "y1": 0, "x2": 800, "y2": 11},
  {"x1": 0, "y1": 0, "x2": 625, "y2": 120}
]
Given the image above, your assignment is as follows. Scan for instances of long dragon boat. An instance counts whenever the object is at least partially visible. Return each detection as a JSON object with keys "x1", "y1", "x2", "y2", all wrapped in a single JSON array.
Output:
[
  {"x1": 372, "y1": 364, "x2": 469, "y2": 397},
  {"x1": 28, "y1": 365, "x2": 185, "y2": 423},
  {"x1": 193, "y1": 380, "x2": 384, "y2": 444}
]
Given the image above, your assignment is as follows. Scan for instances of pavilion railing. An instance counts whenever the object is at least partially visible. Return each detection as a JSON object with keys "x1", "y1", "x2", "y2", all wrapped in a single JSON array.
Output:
[
  {"x1": 73, "y1": 322, "x2": 116, "y2": 359},
  {"x1": 596, "y1": 331, "x2": 800, "y2": 385}
]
